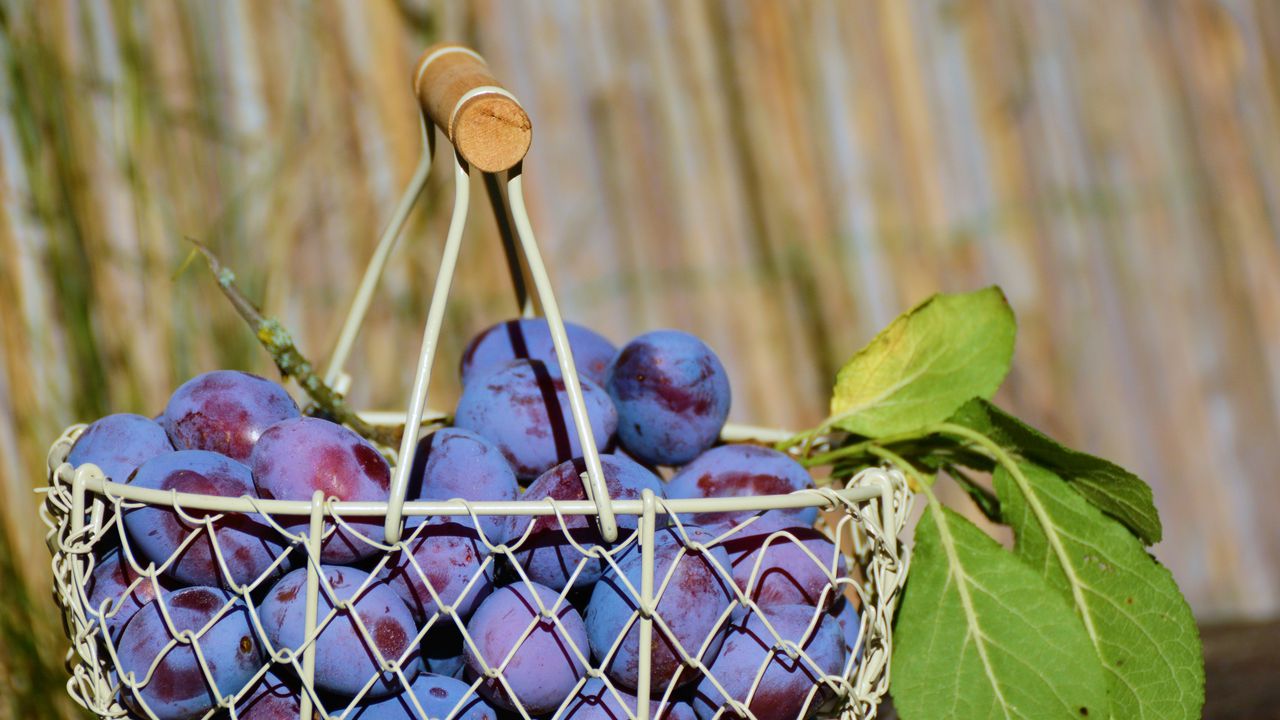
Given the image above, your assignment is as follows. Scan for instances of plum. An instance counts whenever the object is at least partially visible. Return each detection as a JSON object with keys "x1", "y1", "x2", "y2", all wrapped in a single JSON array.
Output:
[
  {"x1": 720, "y1": 516, "x2": 845, "y2": 610},
  {"x1": 460, "y1": 318, "x2": 617, "y2": 387},
  {"x1": 251, "y1": 417, "x2": 390, "y2": 563},
  {"x1": 117, "y1": 587, "x2": 262, "y2": 720},
  {"x1": 351, "y1": 673, "x2": 498, "y2": 720},
  {"x1": 377, "y1": 519, "x2": 495, "y2": 624},
  {"x1": 585, "y1": 526, "x2": 736, "y2": 693},
  {"x1": 513, "y1": 454, "x2": 664, "y2": 591},
  {"x1": 665, "y1": 446, "x2": 817, "y2": 532},
  {"x1": 68, "y1": 413, "x2": 172, "y2": 482},
  {"x1": 85, "y1": 547, "x2": 170, "y2": 640},
  {"x1": 691, "y1": 604, "x2": 844, "y2": 720},
  {"x1": 605, "y1": 331, "x2": 730, "y2": 466},
  {"x1": 563, "y1": 678, "x2": 696, "y2": 720},
  {"x1": 831, "y1": 598, "x2": 861, "y2": 657},
  {"x1": 260, "y1": 565, "x2": 419, "y2": 700},
  {"x1": 235, "y1": 672, "x2": 300, "y2": 719},
  {"x1": 125, "y1": 450, "x2": 287, "y2": 587},
  {"x1": 162, "y1": 370, "x2": 299, "y2": 462},
  {"x1": 406, "y1": 428, "x2": 519, "y2": 542},
  {"x1": 454, "y1": 359, "x2": 617, "y2": 480},
  {"x1": 463, "y1": 582, "x2": 589, "y2": 714}
]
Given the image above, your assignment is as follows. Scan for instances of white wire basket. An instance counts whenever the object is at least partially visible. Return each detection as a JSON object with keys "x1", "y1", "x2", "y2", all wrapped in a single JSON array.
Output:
[{"x1": 41, "y1": 44, "x2": 912, "y2": 720}]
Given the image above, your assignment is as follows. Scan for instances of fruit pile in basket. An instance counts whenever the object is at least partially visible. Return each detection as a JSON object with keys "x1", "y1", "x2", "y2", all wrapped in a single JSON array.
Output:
[{"x1": 69, "y1": 318, "x2": 860, "y2": 720}]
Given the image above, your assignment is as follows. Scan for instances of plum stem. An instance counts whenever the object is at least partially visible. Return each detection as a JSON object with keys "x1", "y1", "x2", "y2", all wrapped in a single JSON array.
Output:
[{"x1": 186, "y1": 238, "x2": 402, "y2": 449}]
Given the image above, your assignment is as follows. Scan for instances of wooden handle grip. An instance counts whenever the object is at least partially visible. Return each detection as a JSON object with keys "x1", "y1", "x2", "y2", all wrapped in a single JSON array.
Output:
[{"x1": 415, "y1": 44, "x2": 532, "y2": 173}]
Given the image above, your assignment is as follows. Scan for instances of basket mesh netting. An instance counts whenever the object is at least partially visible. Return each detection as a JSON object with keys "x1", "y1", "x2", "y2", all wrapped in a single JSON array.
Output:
[
  {"x1": 43, "y1": 430, "x2": 909, "y2": 720},
  {"x1": 39, "y1": 44, "x2": 912, "y2": 720}
]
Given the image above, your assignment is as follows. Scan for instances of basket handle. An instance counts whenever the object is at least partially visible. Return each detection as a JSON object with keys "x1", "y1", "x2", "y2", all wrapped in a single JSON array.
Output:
[
  {"x1": 415, "y1": 44, "x2": 532, "y2": 174},
  {"x1": 386, "y1": 45, "x2": 618, "y2": 546}
]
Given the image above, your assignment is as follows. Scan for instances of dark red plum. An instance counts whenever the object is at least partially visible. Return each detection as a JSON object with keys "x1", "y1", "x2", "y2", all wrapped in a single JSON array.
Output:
[
  {"x1": 351, "y1": 673, "x2": 498, "y2": 720},
  {"x1": 665, "y1": 446, "x2": 817, "y2": 532},
  {"x1": 454, "y1": 359, "x2": 617, "y2": 480},
  {"x1": 117, "y1": 587, "x2": 262, "y2": 720},
  {"x1": 406, "y1": 428, "x2": 519, "y2": 542},
  {"x1": 162, "y1": 370, "x2": 299, "y2": 461},
  {"x1": 460, "y1": 318, "x2": 617, "y2": 387},
  {"x1": 720, "y1": 517, "x2": 845, "y2": 610},
  {"x1": 251, "y1": 417, "x2": 391, "y2": 563},
  {"x1": 125, "y1": 450, "x2": 287, "y2": 587},
  {"x1": 260, "y1": 565, "x2": 419, "y2": 700},
  {"x1": 68, "y1": 413, "x2": 172, "y2": 482},
  {"x1": 463, "y1": 582, "x2": 589, "y2": 714},
  {"x1": 85, "y1": 547, "x2": 170, "y2": 640},
  {"x1": 563, "y1": 678, "x2": 696, "y2": 720},
  {"x1": 691, "y1": 604, "x2": 843, "y2": 720},
  {"x1": 376, "y1": 519, "x2": 495, "y2": 624},
  {"x1": 605, "y1": 331, "x2": 730, "y2": 466},
  {"x1": 513, "y1": 454, "x2": 664, "y2": 591},
  {"x1": 585, "y1": 526, "x2": 736, "y2": 693},
  {"x1": 235, "y1": 672, "x2": 300, "y2": 719}
]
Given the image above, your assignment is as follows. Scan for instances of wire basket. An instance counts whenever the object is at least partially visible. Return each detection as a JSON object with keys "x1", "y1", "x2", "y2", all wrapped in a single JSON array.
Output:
[{"x1": 41, "y1": 44, "x2": 912, "y2": 720}]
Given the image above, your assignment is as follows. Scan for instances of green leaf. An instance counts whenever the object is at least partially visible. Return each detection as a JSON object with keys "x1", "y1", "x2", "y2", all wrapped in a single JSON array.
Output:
[
  {"x1": 830, "y1": 287, "x2": 1015, "y2": 437},
  {"x1": 892, "y1": 503, "x2": 1108, "y2": 720},
  {"x1": 993, "y1": 463, "x2": 1204, "y2": 719},
  {"x1": 948, "y1": 398, "x2": 1162, "y2": 544}
]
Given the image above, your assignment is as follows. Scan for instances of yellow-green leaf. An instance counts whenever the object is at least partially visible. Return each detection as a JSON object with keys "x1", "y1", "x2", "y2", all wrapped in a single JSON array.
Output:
[{"x1": 830, "y1": 287, "x2": 1015, "y2": 437}]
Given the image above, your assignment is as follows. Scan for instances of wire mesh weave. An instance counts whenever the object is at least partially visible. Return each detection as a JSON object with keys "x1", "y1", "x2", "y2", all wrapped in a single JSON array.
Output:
[{"x1": 43, "y1": 424, "x2": 910, "y2": 720}]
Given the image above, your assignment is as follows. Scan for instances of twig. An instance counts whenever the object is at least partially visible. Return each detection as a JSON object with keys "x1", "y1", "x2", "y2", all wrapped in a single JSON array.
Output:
[{"x1": 187, "y1": 239, "x2": 403, "y2": 448}]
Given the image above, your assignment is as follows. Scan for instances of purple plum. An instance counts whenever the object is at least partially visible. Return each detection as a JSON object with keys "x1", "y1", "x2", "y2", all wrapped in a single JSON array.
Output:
[
  {"x1": 605, "y1": 331, "x2": 730, "y2": 466},
  {"x1": 460, "y1": 318, "x2": 617, "y2": 387},
  {"x1": 720, "y1": 516, "x2": 845, "y2": 610},
  {"x1": 406, "y1": 428, "x2": 519, "y2": 542},
  {"x1": 68, "y1": 413, "x2": 172, "y2": 482},
  {"x1": 513, "y1": 454, "x2": 664, "y2": 591},
  {"x1": 251, "y1": 417, "x2": 391, "y2": 564},
  {"x1": 235, "y1": 672, "x2": 300, "y2": 719},
  {"x1": 831, "y1": 598, "x2": 861, "y2": 658},
  {"x1": 585, "y1": 526, "x2": 736, "y2": 693},
  {"x1": 85, "y1": 547, "x2": 170, "y2": 640},
  {"x1": 162, "y1": 370, "x2": 299, "y2": 462},
  {"x1": 260, "y1": 566, "x2": 419, "y2": 700},
  {"x1": 117, "y1": 587, "x2": 262, "y2": 720},
  {"x1": 454, "y1": 359, "x2": 617, "y2": 480},
  {"x1": 125, "y1": 450, "x2": 287, "y2": 587},
  {"x1": 691, "y1": 604, "x2": 844, "y2": 720},
  {"x1": 665, "y1": 445, "x2": 817, "y2": 532},
  {"x1": 350, "y1": 673, "x2": 498, "y2": 720},
  {"x1": 463, "y1": 582, "x2": 588, "y2": 714},
  {"x1": 563, "y1": 678, "x2": 697, "y2": 720},
  {"x1": 377, "y1": 519, "x2": 495, "y2": 624}
]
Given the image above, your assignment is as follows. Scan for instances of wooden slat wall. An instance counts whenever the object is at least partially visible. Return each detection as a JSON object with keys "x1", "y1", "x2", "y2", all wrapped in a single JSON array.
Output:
[{"x1": 2, "y1": 3, "x2": 1278, "y2": 706}]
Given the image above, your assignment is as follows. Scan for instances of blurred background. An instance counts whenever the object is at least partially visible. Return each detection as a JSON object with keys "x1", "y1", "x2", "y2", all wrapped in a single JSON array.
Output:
[{"x1": 2, "y1": 1, "x2": 1278, "y2": 717}]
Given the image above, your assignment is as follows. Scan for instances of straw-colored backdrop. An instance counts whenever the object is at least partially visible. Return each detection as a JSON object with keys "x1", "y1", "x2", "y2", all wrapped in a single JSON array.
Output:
[{"x1": 2, "y1": 1, "x2": 1278, "y2": 715}]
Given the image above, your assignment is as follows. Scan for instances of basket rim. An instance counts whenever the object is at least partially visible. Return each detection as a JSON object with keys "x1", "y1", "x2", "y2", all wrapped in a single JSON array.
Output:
[
  {"x1": 48, "y1": 421, "x2": 887, "y2": 520},
  {"x1": 53, "y1": 466, "x2": 887, "y2": 518}
]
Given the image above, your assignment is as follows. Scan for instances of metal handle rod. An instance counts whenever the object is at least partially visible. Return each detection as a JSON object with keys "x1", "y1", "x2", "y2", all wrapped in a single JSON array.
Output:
[
  {"x1": 383, "y1": 151, "x2": 472, "y2": 545},
  {"x1": 482, "y1": 171, "x2": 538, "y2": 317},
  {"x1": 324, "y1": 126, "x2": 433, "y2": 390},
  {"x1": 506, "y1": 166, "x2": 617, "y2": 543}
]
